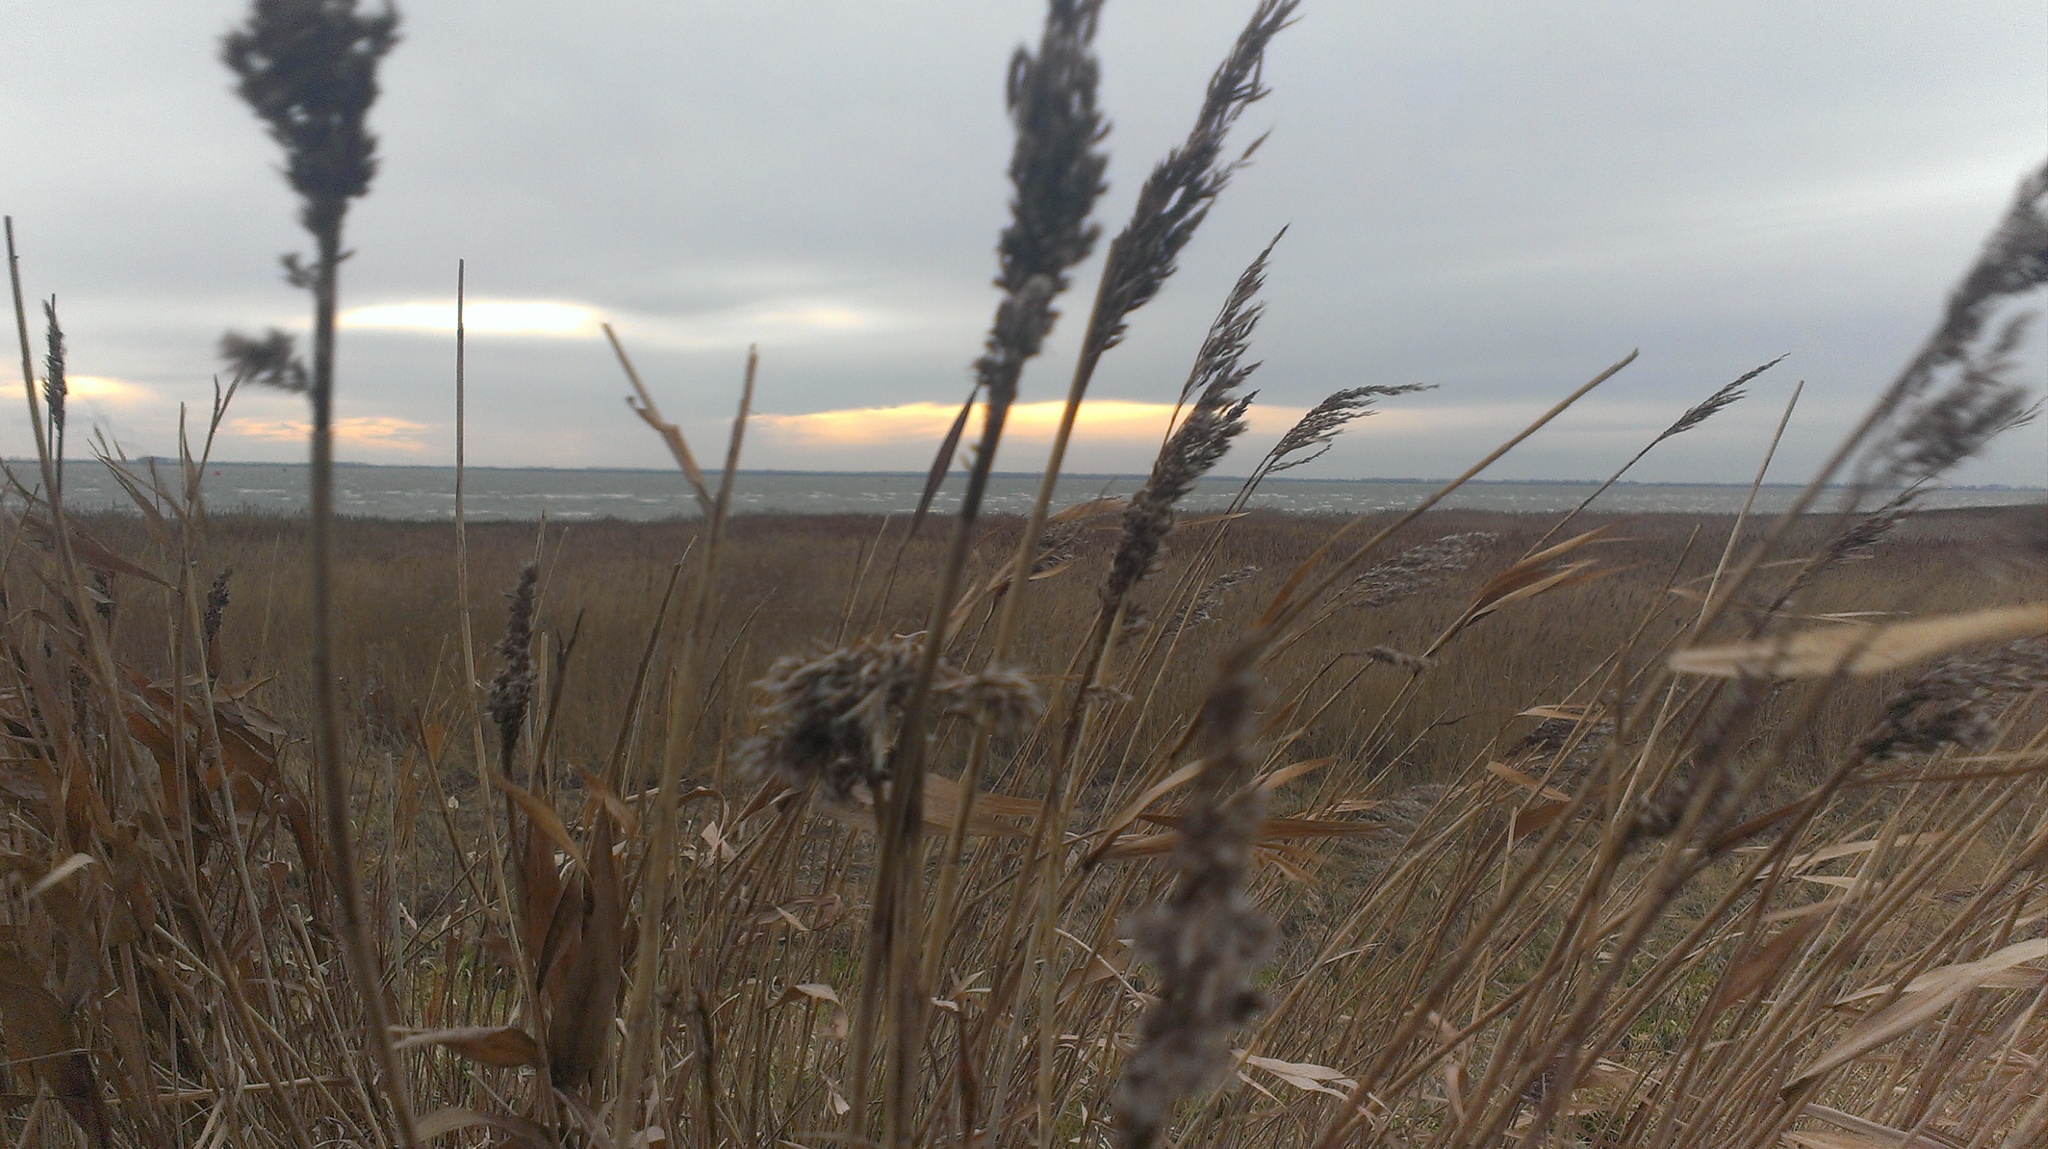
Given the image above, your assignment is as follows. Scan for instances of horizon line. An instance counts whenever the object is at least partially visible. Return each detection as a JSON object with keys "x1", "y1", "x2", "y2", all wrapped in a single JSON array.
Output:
[{"x1": 17, "y1": 458, "x2": 2045, "y2": 493}]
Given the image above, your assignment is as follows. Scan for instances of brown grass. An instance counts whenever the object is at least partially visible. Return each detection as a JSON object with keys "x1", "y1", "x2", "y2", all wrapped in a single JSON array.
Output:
[
  {"x1": 9, "y1": 0, "x2": 2048, "y2": 1144},
  {"x1": 7, "y1": 499, "x2": 2047, "y2": 1147}
]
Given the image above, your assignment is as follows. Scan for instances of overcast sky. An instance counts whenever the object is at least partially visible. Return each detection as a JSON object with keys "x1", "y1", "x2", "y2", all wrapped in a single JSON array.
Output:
[{"x1": 5, "y1": 1, "x2": 2045, "y2": 482}]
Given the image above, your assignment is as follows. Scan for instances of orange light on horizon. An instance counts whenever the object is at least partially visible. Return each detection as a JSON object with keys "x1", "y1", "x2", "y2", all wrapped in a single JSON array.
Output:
[
  {"x1": 226, "y1": 415, "x2": 430, "y2": 451},
  {"x1": 61, "y1": 375, "x2": 152, "y2": 404},
  {"x1": 752, "y1": 398, "x2": 1307, "y2": 449}
]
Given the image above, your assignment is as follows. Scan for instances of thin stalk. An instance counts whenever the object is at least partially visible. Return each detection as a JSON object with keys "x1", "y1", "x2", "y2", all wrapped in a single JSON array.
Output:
[
  {"x1": 6, "y1": 220, "x2": 57, "y2": 511},
  {"x1": 855, "y1": 391, "x2": 1018, "y2": 1146},
  {"x1": 1697, "y1": 380, "x2": 1802, "y2": 632},
  {"x1": 448, "y1": 260, "x2": 543, "y2": 1112},
  {"x1": 614, "y1": 348, "x2": 756, "y2": 1149},
  {"x1": 306, "y1": 224, "x2": 417, "y2": 1148}
]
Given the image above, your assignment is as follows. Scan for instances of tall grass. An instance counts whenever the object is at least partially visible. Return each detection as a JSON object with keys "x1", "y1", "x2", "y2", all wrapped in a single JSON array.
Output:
[{"x1": 7, "y1": 1, "x2": 2048, "y2": 1147}]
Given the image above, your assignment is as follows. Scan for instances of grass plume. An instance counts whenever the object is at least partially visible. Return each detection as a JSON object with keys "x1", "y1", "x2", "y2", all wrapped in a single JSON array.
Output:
[{"x1": 12, "y1": 6, "x2": 2048, "y2": 1149}]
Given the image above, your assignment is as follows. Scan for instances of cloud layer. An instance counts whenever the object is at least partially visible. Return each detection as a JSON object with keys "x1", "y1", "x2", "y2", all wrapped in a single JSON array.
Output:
[{"x1": 5, "y1": 1, "x2": 2044, "y2": 481}]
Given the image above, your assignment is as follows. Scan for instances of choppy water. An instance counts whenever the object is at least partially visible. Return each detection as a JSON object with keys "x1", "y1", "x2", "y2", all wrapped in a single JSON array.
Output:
[{"x1": 17, "y1": 460, "x2": 2042, "y2": 521}]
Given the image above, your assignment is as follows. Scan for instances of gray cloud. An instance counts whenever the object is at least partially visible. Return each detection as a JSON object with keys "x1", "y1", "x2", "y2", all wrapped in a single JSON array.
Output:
[{"x1": 5, "y1": 0, "x2": 2043, "y2": 482}]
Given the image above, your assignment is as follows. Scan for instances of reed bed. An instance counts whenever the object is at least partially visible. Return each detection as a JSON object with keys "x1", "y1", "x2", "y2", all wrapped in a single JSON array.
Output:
[{"x1": 7, "y1": 0, "x2": 2048, "y2": 1147}]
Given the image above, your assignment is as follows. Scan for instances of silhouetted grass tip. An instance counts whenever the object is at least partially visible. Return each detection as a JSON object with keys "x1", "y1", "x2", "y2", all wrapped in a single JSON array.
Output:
[
  {"x1": 218, "y1": 329, "x2": 310, "y2": 393},
  {"x1": 222, "y1": 0, "x2": 401, "y2": 235},
  {"x1": 1265, "y1": 383, "x2": 1434, "y2": 476},
  {"x1": 1654, "y1": 354, "x2": 1785, "y2": 446},
  {"x1": 1107, "y1": 237, "x2": 1278, "y2": 604},
  {"x1": 1089, "y1": 0, "x2": 1300, "y2": 354}
]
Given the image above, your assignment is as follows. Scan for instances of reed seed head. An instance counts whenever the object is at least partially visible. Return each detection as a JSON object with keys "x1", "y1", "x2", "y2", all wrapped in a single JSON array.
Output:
[
  {"x1": 1653, "y1": 355, "x2": 1781, "y2": 446},
  {"x1": 1106, "y1": 236, "x2": 1277, "y2": 605},
  {"x1": 1164, "y1": 565, "x2": 1260, "y2": 638},
  {"x1": 1117, "y1": 652, "x2": 1275, "y2": 1149},
  {"x1": 1879, "y1": 322, "x2": 2037, "y2": 484},
  {"x1": 218, "y1": 328, "x2": 310, "y2": 393},
  {"x1": 973, "y1": 0, "x2": 1110, "y2": 403},
  {"x1": 1866, "y1": 159, "x2": 2048, "y2": 474},
  {"x1": 486, "y1": 565, "x2": 537, "y2": 765},
  {"x1": 40, "y1": 298, "x2": 66, "y2": 437},
  {"x1": 222, "y1": 0, "x2": 400, "y2": 240},
  {"x1": 1914, "y1": 161, "x2": 2048, "y2": 387},
  {"x1": 997, "y1": 0, "x2": 1109, "y2": 298},
  {"x1": 1089, "y1": 0, "x2": 1299, "y2": 353},
  {"x1": 203, "y1": 568, "x2": 234, "y2": 647},
  {"x1": 1264, "y1": 384, "x2": 1434, "y2": 475},
  {"x1": 741, "y1": 636, "x2": 1041, "y2": 808},
  {"x1": 1348, "y1": 532, "x2": 1496, "y2": 608},
  {"x1": 1861, "y1": 638, "x2": 2048, "y2": 761},
  {"x1": 1828, "y1": 489, "x2": 1919, "y2": 565},
  {"x1": 1032, "y1": 520, "x2": 1086, "y2": 575},
  {"x1": 1365, "y1": 645, "x2": 1431, "y2": 672}
]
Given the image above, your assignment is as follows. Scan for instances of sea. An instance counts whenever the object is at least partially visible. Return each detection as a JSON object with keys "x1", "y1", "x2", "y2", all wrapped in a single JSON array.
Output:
[{"x1": 15, "y1": 460, "x2": 2043, "y2": 522}]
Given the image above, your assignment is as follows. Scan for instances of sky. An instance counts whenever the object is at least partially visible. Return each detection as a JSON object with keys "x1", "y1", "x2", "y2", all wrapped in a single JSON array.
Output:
[{"x1": 4, "y1": 1, "x2": 2045, "y2": 483}]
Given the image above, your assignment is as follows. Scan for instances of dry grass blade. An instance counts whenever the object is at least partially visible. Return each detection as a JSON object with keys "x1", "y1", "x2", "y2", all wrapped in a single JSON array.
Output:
[
  {"x1": 606, "y1": 322, "x2": 714, "y2": 517},
  {"x1": 1789, "y1": 938, "x2": 2048, "y2": 1088},
  {"x1": 1713, "y1": 913, "x2": 1830, "y2": 1015},
  {"x1": 25, "y1": 851, "x2": 94, "y2": 900},
  {"x1": 392, "y1": 1026, "x2": 542, "y2": 1069},
  {"x1": 1101, "y1": 816, "x2": 1386, "y2": 860},
  {"x1": 0, "y1": 948, "x2": 111, "y2": 1147},
  {"x1": 414, "y1": 1107, "x2": 553, "y2": 1146},
  {"x1": 1673, "y1": 601, "x2": 2048, "y2": 678},
  {"x1": 824, "y1": 772, "x2": 1045, "y2": 840},
  {"x1": 491, "y1": 772, "x2": 587, "y2": 871},
  {"x1": 17, "y1": 514, "x2": 170, "y2": 585},
  {"x1": 913, "y1": 385, "x2": 979, "y2": 531},
  {"x1": 1241, "y1": 1055, "x2": 1357, "y2": 1097},
  {"x1": 1796, "y1": 1105, "x2": 1967, "y2": 1149},
  {"x1": 548, "y1": 809, "x2": 624, "y2": 1091}
]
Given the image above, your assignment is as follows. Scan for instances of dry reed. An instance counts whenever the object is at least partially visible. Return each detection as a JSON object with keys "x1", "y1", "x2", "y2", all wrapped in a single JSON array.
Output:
[{"x1": 8, "y1": 4, "x2": 2048, "y2": 1149}]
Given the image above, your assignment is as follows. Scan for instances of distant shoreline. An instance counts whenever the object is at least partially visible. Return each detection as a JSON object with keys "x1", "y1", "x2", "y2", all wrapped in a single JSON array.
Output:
[{"x1": 14, "y1": 458, "x2": 2044, "y2": 493}]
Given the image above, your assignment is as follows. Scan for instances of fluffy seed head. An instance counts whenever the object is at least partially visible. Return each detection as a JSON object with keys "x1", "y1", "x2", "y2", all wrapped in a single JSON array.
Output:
[
  {"x1": 741, "y1": 636, "x2": 1041, "y2": 807},
  {"x1": 41, "y1": 299, "x2": 66, "y2": 436},
  {"x1": 1348, "y1": 532, "x2": 1496, "y2": 609},
  {"x1": 486, "y1": 565, "x2": 537, "y2": 765},
  {"x1": 1861, "y1": 638, "x2": 2048, "y2": 761},
  {"x1": 218, "y1": 329, "x2": 310, "y2": 393},
  {"x1": 222, "y1": 0, "x2": 401, "y2": 238},
  {"x1": 1116, "y1": 652, "x2": 1275, "y2": 1149},
  {"x1": 1088, "y1": 0, "x2": 1299, "y2": 354},
  {"x1": 203, "y1": 568, "x2": 234, "y2": 648},
  {"x1": 973, "y1": 0, "x2": 1110, "y2": 403}
]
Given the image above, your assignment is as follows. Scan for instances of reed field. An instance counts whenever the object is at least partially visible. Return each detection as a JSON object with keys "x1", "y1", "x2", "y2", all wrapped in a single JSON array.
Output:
[{"x1": 9, "y1": 0, "x2": 2048, "y2": 1147}]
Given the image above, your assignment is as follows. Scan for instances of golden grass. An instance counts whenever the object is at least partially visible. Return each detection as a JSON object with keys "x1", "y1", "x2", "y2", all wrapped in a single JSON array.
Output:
[
  {"x1": 10, "y1": 1, "x2": 2048, "y2": 1144},
  {"x1": 8, "y1": 498, "x2": 2048, "y2": 1148}
]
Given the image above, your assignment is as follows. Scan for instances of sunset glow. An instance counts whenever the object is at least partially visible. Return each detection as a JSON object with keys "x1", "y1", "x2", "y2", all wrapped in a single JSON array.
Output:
[
  {"x1": 340, "y1": 299, "x2": 603, "y2": 337},
  {"x1": 226, "y1": 415, "x2": 430, "y2": 451},
  {"x1": 64, "y1": 375, "x2": 151, "y2": 403},
  {"x1": 752, "y1": 399, "x2": 1309, "y2": 449}
]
